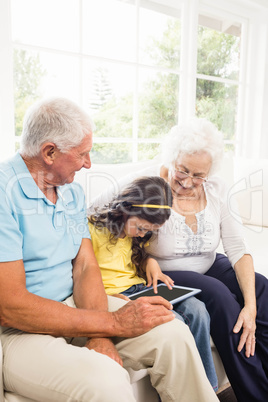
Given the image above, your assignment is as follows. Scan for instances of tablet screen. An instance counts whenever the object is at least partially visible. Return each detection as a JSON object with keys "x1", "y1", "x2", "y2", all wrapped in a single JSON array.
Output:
[{"x1": 128, "y1": 284, "x2": 201, "y2": 304}]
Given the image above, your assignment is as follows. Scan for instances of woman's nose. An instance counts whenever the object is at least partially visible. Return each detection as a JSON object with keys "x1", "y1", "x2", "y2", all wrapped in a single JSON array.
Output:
[{"x1": 182, "y1": 176, "x2": 193, "y2": 188}]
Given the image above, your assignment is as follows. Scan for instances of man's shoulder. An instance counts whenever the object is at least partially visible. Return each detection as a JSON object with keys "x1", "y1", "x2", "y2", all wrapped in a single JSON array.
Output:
[
  {"x1": 0, "y1": 155, "x2": 18, "y2": 189},
  {"x1": 0, "y1": 155, "x2": 15, "y2": 172}
]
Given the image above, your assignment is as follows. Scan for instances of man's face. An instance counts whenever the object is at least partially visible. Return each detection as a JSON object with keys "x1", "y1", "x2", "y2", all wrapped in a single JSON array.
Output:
[{"x1": 51, "y1": 133, "x2": 92, "y2": 185}]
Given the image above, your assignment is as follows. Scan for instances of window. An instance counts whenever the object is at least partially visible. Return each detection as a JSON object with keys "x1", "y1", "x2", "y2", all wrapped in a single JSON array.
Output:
[
  {"x1": 9, "y1": 0, "x2": 182, "y2": 163},
  {"x1": 196, "y1": 13, "x2": 241, "y2": 152},
  {"x1": 1, "y1": 0, "x2": 268, "y2": 162}
]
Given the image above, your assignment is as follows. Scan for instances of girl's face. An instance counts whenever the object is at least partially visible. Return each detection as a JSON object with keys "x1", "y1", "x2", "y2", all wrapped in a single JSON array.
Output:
[{"x1": 123, "y1": 216, "x2": 163, "y2": 238}]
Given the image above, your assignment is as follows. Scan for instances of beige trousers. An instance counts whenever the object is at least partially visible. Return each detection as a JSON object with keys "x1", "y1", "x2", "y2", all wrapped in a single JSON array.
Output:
[{"x1": 1, "y1": 296, "x2": 218, "y2": 402}]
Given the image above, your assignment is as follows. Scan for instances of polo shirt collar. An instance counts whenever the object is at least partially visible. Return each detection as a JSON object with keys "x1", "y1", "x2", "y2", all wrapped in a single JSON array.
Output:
[{"x1": 57, "y1": 185, "x2": 75, "y2": 208}]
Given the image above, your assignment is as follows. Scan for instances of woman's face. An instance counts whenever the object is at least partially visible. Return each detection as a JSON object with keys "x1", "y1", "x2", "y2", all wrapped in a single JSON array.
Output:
[
  {"x1": 168, "y1": 151, "x2": 212, "y2": 197},
  {"x1": 123, "y1": 216, "x2": 162, "y2": 238}
]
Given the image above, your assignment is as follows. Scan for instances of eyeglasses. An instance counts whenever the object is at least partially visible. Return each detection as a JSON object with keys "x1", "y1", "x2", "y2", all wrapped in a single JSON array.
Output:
[{"x1": 171, "y1": 169, "x2": 208, "y2": 185}]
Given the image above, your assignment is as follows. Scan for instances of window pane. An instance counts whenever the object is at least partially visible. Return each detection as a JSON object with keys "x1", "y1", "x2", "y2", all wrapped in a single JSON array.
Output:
[
  {"x1": 14, "y1": 48, "x2": 45, "y2": 137},
  {"x1": 39, "y1": 52, "x2": 80, "y2": 100},
  {"x1": 83, "y1": 61, "x2": 135, "y2": 138},
  {"x1": 139, "y1": 11, "x2": 181, "y2": 69},
  {"x1": 82, "y1": 0, "x2": 136, "y2": 62},
  {"x1": 197, "y1": 25, "x2": 240, "y2": 80},
  {"x1": 138, "y1": 69, "x2": 179, "y2": 139},
  {"x1": 196, "y1": 78, "x2": 238, "y2": 147},
  {"x1": 138, "y1": 143, "x2": 161, "y2": 161},
  {"x1": 11, "y1": 0, "x2": 79, "y2": 52},
  {"x1": 91, "y1": 143, "x2": 132, "y2": 164},
  {"x1": 13, "y1": 49, "x2": 80, "y2": 138}
]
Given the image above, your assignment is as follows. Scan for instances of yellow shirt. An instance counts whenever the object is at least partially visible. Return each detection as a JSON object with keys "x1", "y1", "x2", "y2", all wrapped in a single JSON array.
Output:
[{"x1": 88, "y1": 222, "x2": 145, "y2": 295}]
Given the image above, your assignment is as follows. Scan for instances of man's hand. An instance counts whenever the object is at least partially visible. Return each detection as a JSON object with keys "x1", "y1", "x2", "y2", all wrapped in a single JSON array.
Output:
[
  {"x1": 112, "y1": 296, "x2": 174, "y2": 337},
  {"x1": 85, "y1": 337, "x2": 123, "y2": 366}
]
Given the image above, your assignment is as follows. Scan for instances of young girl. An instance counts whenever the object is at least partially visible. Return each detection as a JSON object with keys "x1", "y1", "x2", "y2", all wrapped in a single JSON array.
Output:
[{"x1": 88, "y1": 176, "x2": 218, "y2": 391}]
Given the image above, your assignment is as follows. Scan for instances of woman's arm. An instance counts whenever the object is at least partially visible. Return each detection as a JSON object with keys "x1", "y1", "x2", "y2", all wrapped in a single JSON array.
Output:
[
  {"x1": 216, "y1": 179, "x2": 257, "y2": 356},
  {"x1": 233, "y1": 254, "x2": 257, "y2": 357},
  {"x1": 218, "y1": 177, "x2": 251, "y2": 268}
]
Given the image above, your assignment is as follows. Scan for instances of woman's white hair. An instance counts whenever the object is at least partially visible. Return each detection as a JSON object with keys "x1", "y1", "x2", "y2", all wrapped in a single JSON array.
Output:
[
  {"x1": 20, "y1": 97, "x2": 95, "y2": 157},
  {"x1": 161, "y1": 118, "x2": 224, "y2": 175}
]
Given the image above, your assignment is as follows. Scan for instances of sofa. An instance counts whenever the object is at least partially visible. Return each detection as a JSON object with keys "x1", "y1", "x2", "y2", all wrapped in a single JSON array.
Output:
[{"x1": 1, "y1": 156, "x2": 267, "y2": 401}]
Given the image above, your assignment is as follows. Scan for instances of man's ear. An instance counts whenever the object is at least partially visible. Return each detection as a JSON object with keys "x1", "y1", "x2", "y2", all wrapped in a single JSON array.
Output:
[{"x1": 41, "y1": 143, "x2": 58, "y2": 165}]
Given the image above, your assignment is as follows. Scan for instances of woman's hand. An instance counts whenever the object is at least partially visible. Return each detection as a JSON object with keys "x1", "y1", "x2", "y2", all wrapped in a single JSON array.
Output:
[
  {"x1": 233, "y1": 305, "x2": 257, "y2": 357},
  {"x1": 233, "y1": 254, "x2": 257, "y2": 358},
  {"x1": 146, "y1": 257, "x2": 174, "y2": 293}
]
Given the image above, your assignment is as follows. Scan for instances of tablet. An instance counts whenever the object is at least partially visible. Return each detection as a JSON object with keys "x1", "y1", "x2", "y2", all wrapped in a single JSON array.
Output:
[{"x1": 128, "y1": 283, "x2": 201, "y2": 304}]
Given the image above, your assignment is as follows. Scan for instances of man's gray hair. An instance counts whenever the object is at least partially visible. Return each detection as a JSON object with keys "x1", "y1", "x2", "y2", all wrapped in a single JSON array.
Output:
[
  {"x1": 161, "y1": 118, "x2": 224, "y2": 175},
  {"x1": 20, "y1": 97, "x2": 95, "y2": 157}
]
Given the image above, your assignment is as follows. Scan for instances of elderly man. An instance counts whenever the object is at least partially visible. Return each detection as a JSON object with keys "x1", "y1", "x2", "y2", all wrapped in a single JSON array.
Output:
[{"x1": 0, "y1": 98, "x2": 218, "y2": 402}]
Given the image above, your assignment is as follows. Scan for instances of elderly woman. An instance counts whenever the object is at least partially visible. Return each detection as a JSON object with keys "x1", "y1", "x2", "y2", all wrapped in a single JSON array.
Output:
[
  {"x1": 89, "y1": 118, "x2": 268, "y2": 402},
  {"x1": 145, "y1": 119, "x2": 268, "y2": 402}
]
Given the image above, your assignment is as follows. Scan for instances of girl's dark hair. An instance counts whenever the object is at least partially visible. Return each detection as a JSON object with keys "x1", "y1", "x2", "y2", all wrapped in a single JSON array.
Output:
[{"x1": 89, "y1": 176, "x2": 173, "y2": 278}]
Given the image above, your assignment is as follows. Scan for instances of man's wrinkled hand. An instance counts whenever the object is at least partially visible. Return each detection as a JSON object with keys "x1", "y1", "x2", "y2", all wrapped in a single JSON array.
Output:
[
  {"x1": 112, "y1": 296, "x2": 174, "y2": 337},
  {"x1": 85, "y1": 337, "x2": 123, "y2": 366}
]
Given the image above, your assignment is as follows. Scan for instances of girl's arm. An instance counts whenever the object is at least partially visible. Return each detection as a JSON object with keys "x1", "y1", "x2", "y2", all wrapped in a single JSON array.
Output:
[{"x1": 145, "y1": 257, "x2": 174, "y2": 293}]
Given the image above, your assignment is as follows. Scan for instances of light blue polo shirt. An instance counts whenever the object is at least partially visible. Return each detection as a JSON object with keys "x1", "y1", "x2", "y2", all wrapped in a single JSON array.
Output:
[{"x1": 0, "y1": 152, "x2": 91, "y2": 301}]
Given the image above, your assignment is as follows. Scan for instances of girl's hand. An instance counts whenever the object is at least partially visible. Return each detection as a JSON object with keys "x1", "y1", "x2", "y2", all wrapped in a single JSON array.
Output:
[
  {"x1": 146, "y1": 258, "x2": 174, "y2": 293},
  {"x1": 233, "y1": 305, "x2": 257, "y2": 357}
]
